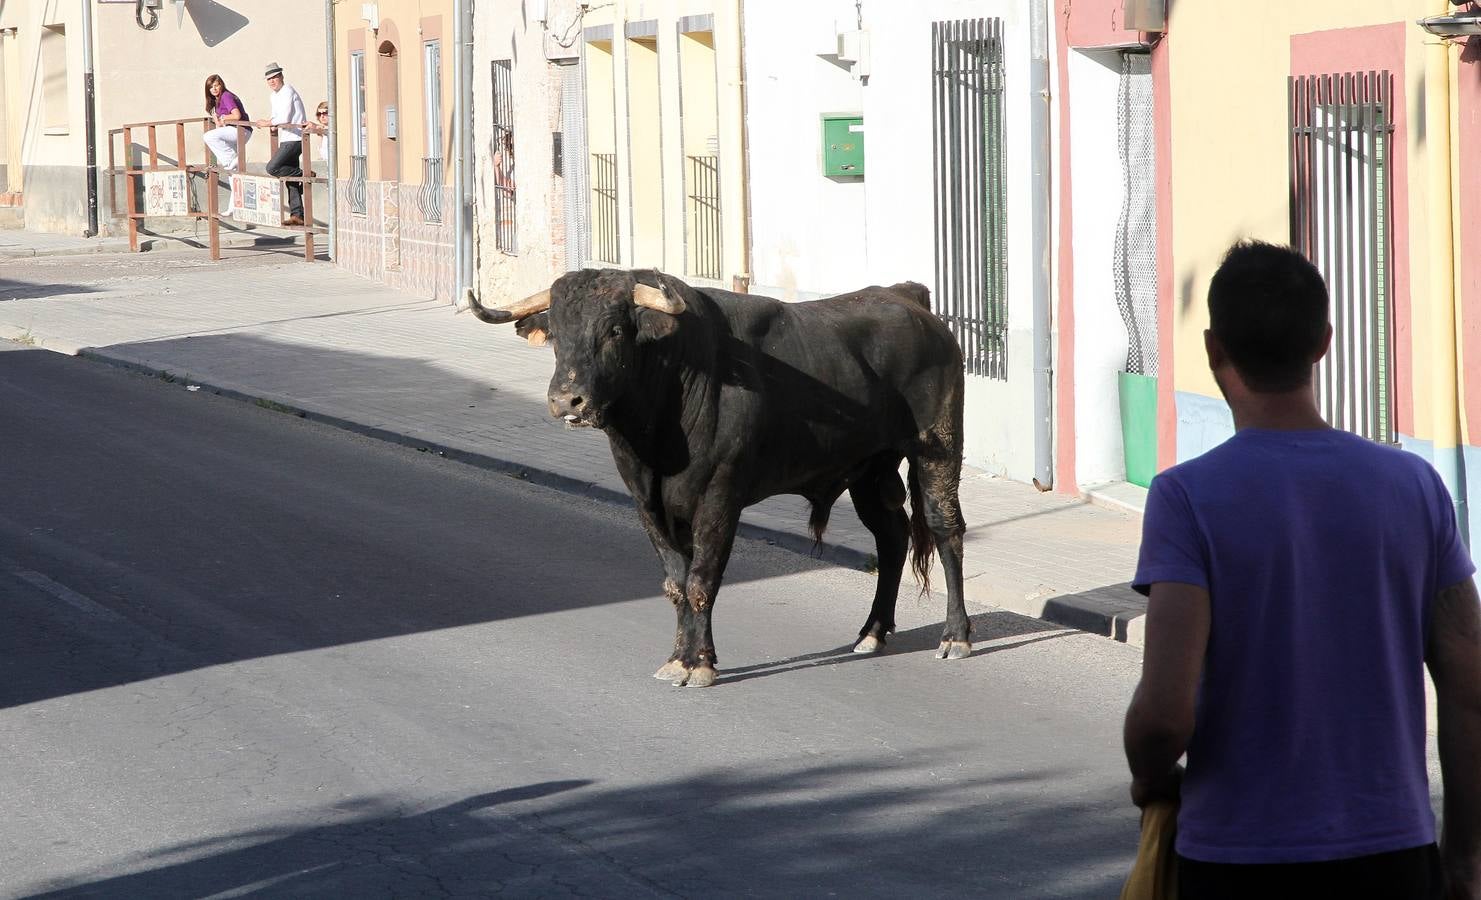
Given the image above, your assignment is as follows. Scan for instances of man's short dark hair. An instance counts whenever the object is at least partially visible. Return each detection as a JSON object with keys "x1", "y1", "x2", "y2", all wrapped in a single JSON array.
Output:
[{"x1": 1207, "y1": 241, "x2": 1329, "y2": 393}]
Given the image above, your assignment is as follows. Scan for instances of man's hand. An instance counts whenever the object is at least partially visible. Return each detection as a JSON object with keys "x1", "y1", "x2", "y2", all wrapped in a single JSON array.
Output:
[{"x1": 1131, "y1": 763, "x2": 1184, "y2": 809}]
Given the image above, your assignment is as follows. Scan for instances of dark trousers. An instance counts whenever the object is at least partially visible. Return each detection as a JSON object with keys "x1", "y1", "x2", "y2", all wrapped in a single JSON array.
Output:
[
  {"x1": 266, "y1": 140, "x2": 303, "y2": 218},
  {"x1": 1178, "y1": 844, "x2": 1442, "y2": 900}
]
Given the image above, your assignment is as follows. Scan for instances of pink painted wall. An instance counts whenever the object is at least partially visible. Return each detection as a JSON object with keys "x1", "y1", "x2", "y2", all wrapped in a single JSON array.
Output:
[
  {"x1": 1066, "y1": 0, "x2": 1146, "y2": 49},
  {"x1": 1459, "y1": 39, "x2": 1481, "y2": 440},
  {"x1": 1055, "y1": 0, "x2": 1079, "y2": 493},
  {"x1": 1290, "y1": 23, "x2": 1414, "y2": 437},
  {"x1": 1154, "y1": 38, "x2": 1176, "y2": 472}
]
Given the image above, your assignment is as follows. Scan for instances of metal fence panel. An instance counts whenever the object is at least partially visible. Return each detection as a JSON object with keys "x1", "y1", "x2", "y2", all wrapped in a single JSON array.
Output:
[
  {"x1": 492, "y1": 59, "x2": 517, "y2": 254},
  {"x1": 591, "y1": 152, "x2": 620, "y2": 263},
  {"x1": 931, "y1": 17, "x2": 1008, "y2": 380},
  {"x1": 686, "y1": 154, "x2": 721, "y2": 279},
  {"x1": 1289, "y1": 70, "x2": 1393, "y2": 443}
]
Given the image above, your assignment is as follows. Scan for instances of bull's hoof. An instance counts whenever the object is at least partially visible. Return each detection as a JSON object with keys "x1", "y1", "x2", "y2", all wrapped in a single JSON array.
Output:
[
  {"x1": 936, "y1": 640, "x2": 972, "y2": 660},
  {"x1": 654, "y1": 659, "x2": 688, "y2": 681},
  {"x1": 853, "y1": 634, "x2": 884, "y2": 654},
  {"x1": 684, "y1": 666, "x2": 718, "y2": 688}
]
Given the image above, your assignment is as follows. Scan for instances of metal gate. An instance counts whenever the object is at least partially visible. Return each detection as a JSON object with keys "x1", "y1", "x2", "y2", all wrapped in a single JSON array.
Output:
[
  {"x1": 492, "y1": 59, "x2": 517, "y2": 254},
  {"x1": 1289, "y1": 71, "x2": 1395, "y2": 443},
  {"x1": 685, "y1": 153, "x2": 721, "y2": 279},
  {"x1": 931, "y1": 17, "x2": 1008, "y2": 380}
]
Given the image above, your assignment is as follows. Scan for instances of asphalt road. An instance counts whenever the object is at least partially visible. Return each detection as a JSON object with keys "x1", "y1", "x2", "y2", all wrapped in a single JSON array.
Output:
[{"x1": 0, "y1": 343, "x2": 1148, "y2": 898}]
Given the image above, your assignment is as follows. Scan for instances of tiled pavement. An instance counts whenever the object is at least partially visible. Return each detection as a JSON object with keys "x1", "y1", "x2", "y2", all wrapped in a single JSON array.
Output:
[{"x1": 0, "y1": 241, "x2": 1148, "y2": 645}]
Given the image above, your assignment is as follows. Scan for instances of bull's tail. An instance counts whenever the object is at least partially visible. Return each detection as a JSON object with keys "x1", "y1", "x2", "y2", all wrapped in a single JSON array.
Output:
[
  {"x1": 888, "y1": 281, "x2": 933, "y2": 312},
  {"x1": 906, "y1": 464, "x2": 936, "y2": 597}
]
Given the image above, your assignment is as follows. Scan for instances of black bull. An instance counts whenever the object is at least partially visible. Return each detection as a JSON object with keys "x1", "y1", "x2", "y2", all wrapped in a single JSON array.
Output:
[{"x1": 468, "y1": 268, "x2": 969, "y2": 687}]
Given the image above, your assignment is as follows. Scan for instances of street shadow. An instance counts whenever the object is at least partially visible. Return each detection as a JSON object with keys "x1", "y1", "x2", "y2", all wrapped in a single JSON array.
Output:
[
  {"x1": 18, "y1": 757, "x2": 1137, "y2": 898},
  {"x1": 0, "y1": 277, "x2": 101, "y2": 302},
  {"x1": 0, "y1": 338, "x2": 995, "y2": 710}
]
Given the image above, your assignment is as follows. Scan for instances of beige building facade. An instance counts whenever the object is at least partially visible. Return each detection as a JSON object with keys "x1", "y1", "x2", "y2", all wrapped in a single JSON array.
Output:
[
  {"x1": 332, "y1": 0, "x2": 456, "y2": 300},
  {"x1": 0, "y1": 0, "x2": 324, "y2": 235}
]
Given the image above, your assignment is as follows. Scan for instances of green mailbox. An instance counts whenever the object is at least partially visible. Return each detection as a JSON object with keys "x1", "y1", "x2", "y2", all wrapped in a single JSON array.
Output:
[{"x1": 822, "y1": 113, "x2": 864, "y2": 177}]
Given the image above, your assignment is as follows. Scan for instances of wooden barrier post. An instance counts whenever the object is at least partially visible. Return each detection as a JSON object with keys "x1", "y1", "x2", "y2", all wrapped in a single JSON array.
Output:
[{"x1": 124, "y1": 126, "x2": 138, "y2": 252}]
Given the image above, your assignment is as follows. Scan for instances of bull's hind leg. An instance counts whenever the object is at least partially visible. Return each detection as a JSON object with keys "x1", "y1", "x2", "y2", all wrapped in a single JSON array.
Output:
[
  {"x1": 849, "y1": 457, "x2": 910, "y2": 654},
  {"x1": 915, "y1": 452, "x2": 970, "y2": 659}
]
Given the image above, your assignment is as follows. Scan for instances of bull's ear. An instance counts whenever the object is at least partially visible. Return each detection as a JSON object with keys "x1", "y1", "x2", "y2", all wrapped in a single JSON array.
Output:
[
  {"x1": 635, "y1": 307, "x2": 680, "y2": 343},
  {"x1": 515, "y1": 312, "x2": 551, "y2": 348}
]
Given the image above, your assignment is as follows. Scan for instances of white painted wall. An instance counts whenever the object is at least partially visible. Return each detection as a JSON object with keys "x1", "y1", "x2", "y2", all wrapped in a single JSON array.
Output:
[
  {"x1": 1068, "y1": 49, "x2": 1131, "y2": 488},
  {"x1": 742, "y1": 0, "x2": 865, "y2": 300},
  {"x1": 867, "y1": 0, "x2": 1040, "y2": 479},
  {"x1": 474, "y1": 0, "x2": 580, "y2": 300}
]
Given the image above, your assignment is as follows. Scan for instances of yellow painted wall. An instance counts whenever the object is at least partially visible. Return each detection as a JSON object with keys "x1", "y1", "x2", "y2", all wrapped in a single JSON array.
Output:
[
  {"x1": 583, "y1": 0, "x2": 746, "y2": 285},
  {"x1": 1166, "y1": 1, "x2": 1435, "y2": 434}
]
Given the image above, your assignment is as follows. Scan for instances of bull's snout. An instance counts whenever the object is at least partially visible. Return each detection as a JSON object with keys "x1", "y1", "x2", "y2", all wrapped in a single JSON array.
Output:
[{"x1": 549, "y1": 390, "x2": 586, "y2": 422}]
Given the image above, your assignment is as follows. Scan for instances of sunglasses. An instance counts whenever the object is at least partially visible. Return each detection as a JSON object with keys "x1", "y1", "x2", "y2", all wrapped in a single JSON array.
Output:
[{"x1": 317, "y1": 110, "x2": 329, "y2": 117}]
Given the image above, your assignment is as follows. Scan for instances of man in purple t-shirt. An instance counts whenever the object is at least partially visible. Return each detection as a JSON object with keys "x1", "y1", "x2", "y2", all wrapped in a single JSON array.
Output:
[{"x1": 1125, "y1": 241, "x2": 1481, "y2": 898}]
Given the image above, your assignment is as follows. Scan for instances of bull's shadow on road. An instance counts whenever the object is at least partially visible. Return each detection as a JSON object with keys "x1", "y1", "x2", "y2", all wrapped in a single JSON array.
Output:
[
  {"x1": 21, "y1": 756, "x2": 1134, "y2": 898},
  {"x1": 0, "y1": 339, "x2": 969, "y2": 709},
  {"x1": 720, "y1": 609, "x2": 1075, "y2": 685}
]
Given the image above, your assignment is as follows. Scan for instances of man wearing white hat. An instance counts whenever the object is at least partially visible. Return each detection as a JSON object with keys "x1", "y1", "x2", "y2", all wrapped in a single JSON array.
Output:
[{"x1": 256, "y1": 62, "x2": 307, "y2": 226}]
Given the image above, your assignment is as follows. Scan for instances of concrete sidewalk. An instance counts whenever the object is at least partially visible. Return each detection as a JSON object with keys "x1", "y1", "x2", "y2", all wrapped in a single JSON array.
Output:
[{"x1": 0, "y1": 246, "x2": 1148, "y2": 645}]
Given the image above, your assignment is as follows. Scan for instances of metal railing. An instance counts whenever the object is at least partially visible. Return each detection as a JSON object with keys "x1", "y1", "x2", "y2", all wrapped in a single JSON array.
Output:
[
  {"x1": 930, "y1": 17, "x2": 1008, "y2": 380},
  {"x1": 348, "y1": 155, "x2": 368, "y2": 216},
  {"x1": 591, "y1": 152, "x2": 620, "y2": 264},
  {"x1": 685, "y1": 154, "x2": 721, "y2": 280},
  {"x1": 419, "y1": 157, "x2": 444, "y2": 223},
  {"x1": 104, "y1": 116, "x2": 326, "y2": 262},
  {"x1": 1289, "y1": 70, "x2": 1395, "y2": 443}
]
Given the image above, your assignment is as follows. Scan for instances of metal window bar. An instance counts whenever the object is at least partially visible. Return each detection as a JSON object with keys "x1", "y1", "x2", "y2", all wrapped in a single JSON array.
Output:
[
  {"x1": 1289, "y1": 70, "x2": 1393, "y2": 443},
  {"x1": 492, "y1": 60, "x2": 517, "y2": 254},
  {"x1": 686, "y1": 154, "x2": 721, "y2": 279},
  {"x1": 931, "y1": 17, "x2": 1008, "y2": 380},
  {"x1": 348, "y1": 154, "x2": 368, "y2": 216},
  {"x1": 419, "y1": 157, "x2": 444, "y2": 223},
  {"x1": 591, "y1": 152, "x2": 620, "y2": 263}
]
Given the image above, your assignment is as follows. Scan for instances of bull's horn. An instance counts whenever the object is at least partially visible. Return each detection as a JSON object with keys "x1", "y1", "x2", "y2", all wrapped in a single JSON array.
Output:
[
  {"x1": 633, "y1": 282, "x2": 686, "y2": 315},
  {"x1": 467, "y1": 287, "x2": 552, "y2": 325}
]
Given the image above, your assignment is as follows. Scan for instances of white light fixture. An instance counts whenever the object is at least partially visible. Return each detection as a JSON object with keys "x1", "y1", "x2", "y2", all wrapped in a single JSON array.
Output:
[
  {"x1": 362, "y1": 2, "x2": 380, "y2": 33},
  {"x1": 173, "y1": 0, "x2": 187, "y2": 28},
  {"x1": 1417, "y1": 13, "x2": 1481, "y2": 36}
]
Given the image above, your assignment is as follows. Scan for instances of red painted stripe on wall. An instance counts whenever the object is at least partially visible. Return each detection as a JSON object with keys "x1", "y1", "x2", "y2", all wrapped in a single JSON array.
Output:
[
  {"x1": 1155, "y1": 37, "x2": 1176, "y2": 472},
  {"x1": 1458, "y1": 40, "x2": 1481, "y2": 442},
  {"x1": 1055, "y1": 0, "x2": 1079, "y2": 494}
]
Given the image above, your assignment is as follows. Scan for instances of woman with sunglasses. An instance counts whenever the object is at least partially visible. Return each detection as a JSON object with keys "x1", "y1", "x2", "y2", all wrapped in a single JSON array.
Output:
[{"x1": 298, "y1": 102, "x2": 332, "y2": 163}]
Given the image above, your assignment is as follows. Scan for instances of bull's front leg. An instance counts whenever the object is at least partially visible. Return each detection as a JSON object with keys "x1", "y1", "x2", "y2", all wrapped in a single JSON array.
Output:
[
  {"x1": 632, "y1": 503, "x2": 696, "y2": 682},
  {"x1": 668, "y1": 490, "x2": 742, "y2": 688}
]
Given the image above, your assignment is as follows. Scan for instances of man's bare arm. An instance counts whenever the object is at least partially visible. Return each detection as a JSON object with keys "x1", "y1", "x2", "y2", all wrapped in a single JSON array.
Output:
[
  {"x1": 1429, "y1": 577, "x2": 1481, "y2": 898},
  {"x1": 1124, "y1": 581, "x2": 1210, "y2": 806}
]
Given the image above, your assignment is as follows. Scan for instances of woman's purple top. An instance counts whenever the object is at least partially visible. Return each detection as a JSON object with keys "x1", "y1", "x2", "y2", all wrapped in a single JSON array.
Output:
[{"x1": 215, "y1": 90, "x2": 251, "y2": 130}]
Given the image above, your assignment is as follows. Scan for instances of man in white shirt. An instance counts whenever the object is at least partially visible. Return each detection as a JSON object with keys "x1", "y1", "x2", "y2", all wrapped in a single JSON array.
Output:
[{"x1": 256, "y1": 62, "x2": 307, "y2": 226}]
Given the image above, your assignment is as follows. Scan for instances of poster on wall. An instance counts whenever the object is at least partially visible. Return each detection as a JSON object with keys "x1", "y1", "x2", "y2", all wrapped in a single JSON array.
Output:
[
  {"x1": 231, "y1": 175, "x2": 282, "y2": 227},
  {"x1": 143, "y1": 171, "x2": 188, "y2": 217}
]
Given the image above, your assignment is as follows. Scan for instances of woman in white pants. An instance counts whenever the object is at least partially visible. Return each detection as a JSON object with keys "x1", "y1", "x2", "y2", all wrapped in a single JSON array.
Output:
[{"x1": 202, "y1": 74, "x2": 251, "y2": 172}]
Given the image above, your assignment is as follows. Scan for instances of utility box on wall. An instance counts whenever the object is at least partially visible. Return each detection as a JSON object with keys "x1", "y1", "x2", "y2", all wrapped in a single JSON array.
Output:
[{"x1": 822, "y1": 114, "x2": 864, "y2": 177}]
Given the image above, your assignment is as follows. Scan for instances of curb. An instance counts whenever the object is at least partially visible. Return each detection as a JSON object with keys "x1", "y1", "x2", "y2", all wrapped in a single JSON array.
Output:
[
  {"x1": 55, "y1": 342, "x2": 1140, "y2": 649},
  {"x1": 0, "y1": 232, "x2": 304, "y2": 260}
]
